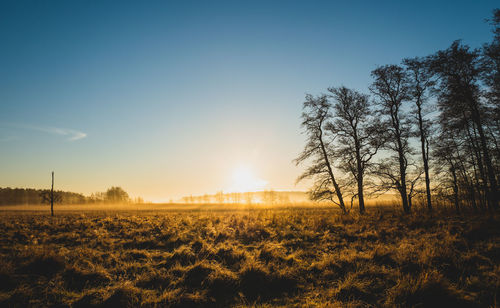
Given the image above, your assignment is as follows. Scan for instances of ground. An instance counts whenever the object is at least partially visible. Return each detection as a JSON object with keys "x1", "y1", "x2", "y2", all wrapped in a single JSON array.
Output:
[{"x1": 0, "y1": 205, "x2": 498, "y2": 307}]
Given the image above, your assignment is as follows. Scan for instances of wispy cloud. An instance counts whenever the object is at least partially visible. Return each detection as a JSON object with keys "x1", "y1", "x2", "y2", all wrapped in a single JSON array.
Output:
[
  {"x1": 34, "y1": 126, "x2": 88, "y2": 141},
  {"x1": 3, "y1": 123, "x2": 87, "y2": 141}
]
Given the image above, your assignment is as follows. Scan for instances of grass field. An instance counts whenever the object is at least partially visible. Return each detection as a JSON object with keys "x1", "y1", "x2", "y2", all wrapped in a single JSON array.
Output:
[{"x1": 0, "y1": 204, "x2": 498, "y2": 307}]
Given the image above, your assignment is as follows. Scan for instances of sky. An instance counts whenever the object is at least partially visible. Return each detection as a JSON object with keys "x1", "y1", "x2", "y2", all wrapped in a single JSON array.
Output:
[{"x1": 0, "y1": 0, "x2": 498, "y2": 202}]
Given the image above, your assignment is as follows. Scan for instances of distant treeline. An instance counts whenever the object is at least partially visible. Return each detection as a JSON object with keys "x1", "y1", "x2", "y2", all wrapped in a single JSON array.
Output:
[
  {"x1": 296, "y1": 9, "x2": 500, "y2": 214},
  {"x1": 0, "y1": 188, "x2": 86, "y2": 205},
  {"x1": 0, "y1": 186, "x2": 139, "y2": 205},
  {"x1": 180, "y1": 190, "x2": 309, "y2": 205}
]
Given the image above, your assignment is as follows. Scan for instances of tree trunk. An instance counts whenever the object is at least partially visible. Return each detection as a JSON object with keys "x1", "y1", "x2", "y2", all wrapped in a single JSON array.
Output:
[
  {"x1": 454, "y1": 141, "x2": 479, "y2": 212},
  {"x1": 451, "y1": 165, "x2": 460, "y2": 214},
  {"x1": 392, "y1": 105, "x2": 410, "y2": 214},
  {"x1": 417, "y1": 103, "x2": 432, "y2": 211},
  {"x1": 469, "y1": 98, "x2": 498, "y2": 210},
  {"x1": 355, "y1": 136, "x2": 365, "y2": 214},
  {"x1": 469, "y1": 184, "x2": 479, "y2": 212},
  {"x1": 357, "y1": 176, "x2": 365, "y2": 214},
  {"x1": 319, "y1": 129, "x2": 346, "y2": 213},
  {"x1": 398, "y1": 153, "x2": 410, "y2": 214},
  {"x1": 466, "y1": 118, "x2": 490, "y2": 210},
  {"x1": 50, "y1": 171, "x2": 54, "y2": 217},
  {"x1": 468, "y1": 141, "x2": 487, "y2": 210},
  {"x1": 475, "y1": 115, "x2": 499, "y2": 210}
]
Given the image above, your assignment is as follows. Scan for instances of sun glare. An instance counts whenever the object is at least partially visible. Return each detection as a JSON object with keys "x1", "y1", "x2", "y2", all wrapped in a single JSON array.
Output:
[{"x1": 230, "y1": 165, "x2": 267, "y2": 192}]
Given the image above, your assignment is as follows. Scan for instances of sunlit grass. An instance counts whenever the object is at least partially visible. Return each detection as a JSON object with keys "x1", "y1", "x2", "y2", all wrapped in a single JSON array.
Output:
[{"x1": 0, "y1": 206, "x2": 498, "y2": 307}]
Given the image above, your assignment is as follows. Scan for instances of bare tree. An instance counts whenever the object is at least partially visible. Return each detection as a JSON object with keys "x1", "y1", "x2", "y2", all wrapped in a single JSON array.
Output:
[
  {"x1": 326, "y1": 86, "x2": 384, "y2": 214},
  {"x1": 483, "y1": 9, "x2": 500, "y2": 199},
  {"x1": 370, "y1": 65, "x2": 413, "y2": 213},
  {"x1": 40, "y1": 172, "x2": 61, "y2": 216},
  {"x1": 403, "y1": 57, "x2": 435, "y2": 212},
  {"x1": 295, "y1": 94, "x2": 347, "y2": 213}
]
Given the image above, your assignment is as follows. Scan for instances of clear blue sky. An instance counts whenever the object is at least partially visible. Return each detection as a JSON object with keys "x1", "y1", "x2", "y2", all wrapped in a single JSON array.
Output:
[{"x1": 0, "y1": 0, "x2": 498, "y2": 201}]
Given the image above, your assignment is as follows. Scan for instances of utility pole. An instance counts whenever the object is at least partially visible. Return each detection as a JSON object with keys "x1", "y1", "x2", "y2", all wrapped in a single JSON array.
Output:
[{"x1": 50, "y1": 171, "x2": 54, "y2": 216}]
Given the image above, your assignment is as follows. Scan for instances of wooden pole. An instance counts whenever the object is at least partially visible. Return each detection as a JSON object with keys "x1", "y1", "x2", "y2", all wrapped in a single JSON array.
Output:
[{"x1": 51, "y1": 171, "x2": 54, "y2": 216}]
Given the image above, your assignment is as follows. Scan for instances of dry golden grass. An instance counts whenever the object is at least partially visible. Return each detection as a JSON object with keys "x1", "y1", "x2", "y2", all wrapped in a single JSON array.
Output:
[{"x1": 0, "y1": 205, "x2": 498, "y2": 307}]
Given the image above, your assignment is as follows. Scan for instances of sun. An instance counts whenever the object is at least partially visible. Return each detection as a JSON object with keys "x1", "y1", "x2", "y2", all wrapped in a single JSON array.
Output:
[{"x1": 230, "y1": 165, "x2": 267, "y2": 192}]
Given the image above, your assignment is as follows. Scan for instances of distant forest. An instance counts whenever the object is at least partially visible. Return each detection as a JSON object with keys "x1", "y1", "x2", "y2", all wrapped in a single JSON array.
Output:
[{"x1": 0, "y1": 186, "x2": 136, "y2": 205}]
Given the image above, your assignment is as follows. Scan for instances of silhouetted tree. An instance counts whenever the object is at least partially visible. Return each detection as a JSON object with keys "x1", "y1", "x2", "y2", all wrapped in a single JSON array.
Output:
[
  {"x1": 403, "y1": 57, "x2": 435, "y2": 211},
  {"x1": 326, "y1": 86, "x2": 384, "y2": 214},
  {"x1": 482, "y1": 9, "x2": 500, "y2": 191},
  {"x1": 40, "y1": 172, "x2": 61, "y2": 216},
  {"x1": 370, "y1": 65, "x2": 413, "y2": 213},
  {"x1": 483, "y1": 9, "x2": 500, "y2": 110},
  {"x1": 295, "y1": 94, "x2": 347, "y2": 213},
  {"x1": 430, "y1": 41, "x2": 498, "y2": 210}
]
